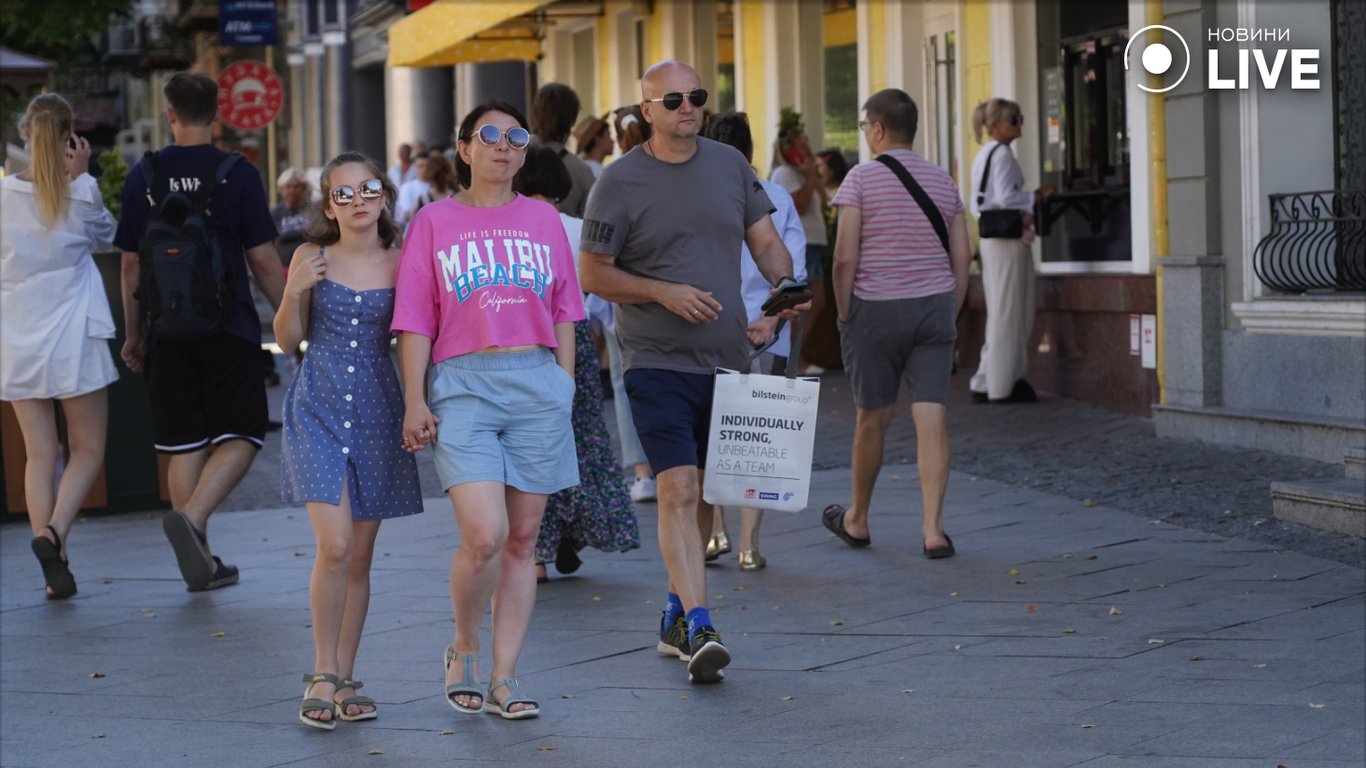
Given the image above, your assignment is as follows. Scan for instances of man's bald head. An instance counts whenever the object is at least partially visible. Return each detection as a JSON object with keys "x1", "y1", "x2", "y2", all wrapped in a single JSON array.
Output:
[{"x1": 641, "y1": 60, "x2": 701, "y2": 99}]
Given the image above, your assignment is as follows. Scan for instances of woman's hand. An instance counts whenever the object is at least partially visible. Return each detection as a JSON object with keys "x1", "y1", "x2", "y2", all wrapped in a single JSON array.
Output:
[
  {"x1": 64, "y1": 134, "x2": 91, "y2": 179},
  {"x1": 285, "y1": 249, "x2": 326, "y2": 297},
  {"x1": 402, "y1": 403, "x2": 440, "y2": 452}
]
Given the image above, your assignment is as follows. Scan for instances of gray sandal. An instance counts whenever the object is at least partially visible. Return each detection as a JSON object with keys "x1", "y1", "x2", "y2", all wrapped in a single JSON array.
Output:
[
  {"x1": 299, "y1": 672, "x2": 340, "y2": 731},
  {"x1": 486, "y1": 677, "x2": 539, "y2": 720},
  {"x1": 334, "y1": 678, "x2": 377, "y2": 722},
  {"x1": 444, "y1": 646, "x2": 483, "y2": 714}
]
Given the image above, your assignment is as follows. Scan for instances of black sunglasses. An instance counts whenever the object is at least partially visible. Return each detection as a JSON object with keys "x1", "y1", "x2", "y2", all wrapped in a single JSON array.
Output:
[
  {"x1": 330, "y1": 178, "x2": 384, "y2": 207},
  {"x1": 1009, "y1": 114, "x2": 1025, "y2": 126},
  {"x1": 645, "y1": 89, "x2": 708, "y2": 111}
]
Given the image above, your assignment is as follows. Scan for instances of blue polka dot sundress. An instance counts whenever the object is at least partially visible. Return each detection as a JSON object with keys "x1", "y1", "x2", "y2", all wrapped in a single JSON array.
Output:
[{"x1": 281, "y1": 275, "x2": 423, "y2": 519}]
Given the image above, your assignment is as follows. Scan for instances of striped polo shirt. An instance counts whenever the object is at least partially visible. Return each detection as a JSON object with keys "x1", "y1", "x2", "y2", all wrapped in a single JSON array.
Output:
[{"x1": 832, "y1": 148, "x2": 963, "y2": 300}]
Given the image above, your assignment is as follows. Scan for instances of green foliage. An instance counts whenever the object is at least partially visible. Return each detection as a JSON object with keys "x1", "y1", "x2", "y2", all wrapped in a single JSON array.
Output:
[
  {"x1": 779, "y1": 107, "x2": 804, "y2": 135},
  {"x1": 97, "y1": 148, "x2": 126, "y2": 219},
  {"x1": 0, "y1": 0, "x2": 135, "y2": 66}
]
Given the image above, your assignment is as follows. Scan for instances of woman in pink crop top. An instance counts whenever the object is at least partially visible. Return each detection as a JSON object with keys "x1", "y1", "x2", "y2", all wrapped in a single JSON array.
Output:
[{"x1": 394, "y1": 101, "x2": 584, "y2": 721}]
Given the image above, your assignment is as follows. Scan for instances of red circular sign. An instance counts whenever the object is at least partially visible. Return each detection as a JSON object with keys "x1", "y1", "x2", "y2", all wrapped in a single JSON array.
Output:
[{"x1": 217, "y1": 60, "x2": 284, "y2": 131}]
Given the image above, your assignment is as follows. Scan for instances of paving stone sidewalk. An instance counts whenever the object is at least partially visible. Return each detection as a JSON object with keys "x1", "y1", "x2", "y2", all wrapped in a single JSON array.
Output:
[{"x1": 3, "y1": 459, "x2": 1363, "y2": 766}]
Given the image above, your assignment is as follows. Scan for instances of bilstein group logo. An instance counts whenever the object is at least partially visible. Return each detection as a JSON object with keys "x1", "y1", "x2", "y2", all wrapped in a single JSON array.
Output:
[{"x1": 1125, "y1": 25, "x2": 1322, "y2": 93}]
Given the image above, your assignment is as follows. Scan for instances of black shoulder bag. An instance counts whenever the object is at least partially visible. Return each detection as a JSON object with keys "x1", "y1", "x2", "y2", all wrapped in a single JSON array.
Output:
[
  {"x1": 975, "y1": 143, "x2": 1025, "y2": 239},
  {"x1": 874, "y1": 154, "x2": 949, "y2": 254}
]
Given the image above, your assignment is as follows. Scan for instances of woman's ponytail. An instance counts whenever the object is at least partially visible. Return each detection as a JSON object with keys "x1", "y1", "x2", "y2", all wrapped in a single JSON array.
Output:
[{"x1": 19, "y1": 94, "x2": 75, "y2": 227}]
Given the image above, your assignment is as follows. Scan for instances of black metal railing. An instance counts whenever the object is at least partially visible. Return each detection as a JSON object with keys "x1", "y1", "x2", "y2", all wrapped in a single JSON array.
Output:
[{"x1": 1253, "y1": 190, "x2": 1366, "y2": 292}]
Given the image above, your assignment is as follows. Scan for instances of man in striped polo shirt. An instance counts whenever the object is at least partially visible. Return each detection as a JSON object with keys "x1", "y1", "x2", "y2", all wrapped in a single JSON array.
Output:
[{"x1": 821, "y1": 88, "x2": 972, "y2": 560}]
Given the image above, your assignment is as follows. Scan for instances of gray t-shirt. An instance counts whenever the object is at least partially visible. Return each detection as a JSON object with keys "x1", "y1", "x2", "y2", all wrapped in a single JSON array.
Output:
[
  {"x1": 543, "y1": 140, "x2": 597, "y2": 218},
  {"x1": 581, "y1": 137, "x2": 775, "y2": 374}
]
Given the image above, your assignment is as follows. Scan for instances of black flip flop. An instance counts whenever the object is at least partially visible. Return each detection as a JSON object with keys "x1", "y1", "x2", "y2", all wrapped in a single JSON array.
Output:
[
  {"x1": 162, "y1": 511, "x2": 214, "y2": 591},
  {"x1": 821, "y1": 505, "x2": 871, "y2": 548},
  {"x1": 923, "y1": 534, "x2": 955, "y2": 559},
  {"x1": 31, "y1": 525, "x2": 76, "y2": 600}
]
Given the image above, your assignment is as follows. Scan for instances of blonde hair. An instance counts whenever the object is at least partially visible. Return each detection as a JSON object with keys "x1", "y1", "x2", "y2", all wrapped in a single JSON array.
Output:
[
  {"x1": 972, "y1": 98, "x2": 1021, "y2": 143},
  {"x1": 19, "y1": 94, "x2": 75, "y2": 227}
]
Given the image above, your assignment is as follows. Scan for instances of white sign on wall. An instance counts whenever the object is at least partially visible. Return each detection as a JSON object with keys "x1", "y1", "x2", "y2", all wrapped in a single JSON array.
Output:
[{"x1": 1140, "y1": 314, "x2": 1157, "y2": 369}]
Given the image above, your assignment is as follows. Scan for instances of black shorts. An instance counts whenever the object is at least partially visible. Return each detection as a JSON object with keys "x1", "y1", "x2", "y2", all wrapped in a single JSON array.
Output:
[
  {"x1": 145, "y1": 334, "x2": 268, "y2": 454},
  {"x1": 624, "y1": 368, "x2": 716, "y2": 474}
]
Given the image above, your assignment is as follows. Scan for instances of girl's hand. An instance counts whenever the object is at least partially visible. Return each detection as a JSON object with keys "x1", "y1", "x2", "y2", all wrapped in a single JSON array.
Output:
[
  {"x1": 402, "y1": 403, "x2": 440, "y2": 452},
  {"x1": 64, "y1": 134, "x2": 91, "y2": 179},
  {"x1": 286, "y1": 249, "x2": 326, "y2": 297}
]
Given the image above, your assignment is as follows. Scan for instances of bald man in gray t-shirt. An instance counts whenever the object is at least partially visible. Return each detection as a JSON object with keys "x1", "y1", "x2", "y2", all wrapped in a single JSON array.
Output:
[{"x1": 578, "y1": 59, "x2": 806, "y2": 687}]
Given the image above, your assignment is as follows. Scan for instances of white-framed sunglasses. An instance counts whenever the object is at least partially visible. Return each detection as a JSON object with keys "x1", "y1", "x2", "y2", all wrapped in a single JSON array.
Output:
[
  {"x1": 473, "y1": 124, "x2": 531, "y2": 149},
  {"x1": 330, "y1": 178, "x2": 384, "y2": 207}
]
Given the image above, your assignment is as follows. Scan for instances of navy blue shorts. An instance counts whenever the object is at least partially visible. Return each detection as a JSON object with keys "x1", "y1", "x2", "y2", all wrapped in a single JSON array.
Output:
[{"x1": 624, "y1": 368, "x2": 716, "y2": 474}]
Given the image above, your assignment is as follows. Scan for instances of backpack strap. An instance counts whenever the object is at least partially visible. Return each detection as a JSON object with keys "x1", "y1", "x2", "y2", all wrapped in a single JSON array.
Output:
[
  {"x1": 139, "y1": 151, "x2": 166, "y2": 205},
  {"x1": 976, "y1": 143, "x2": 1003, "y2": 208},
  {"x1": 196, "y1": 152, "x2": 242, "y2": 204},
  {"x1": 875, "y1": 154, "x2": 949, "y2": 254}
]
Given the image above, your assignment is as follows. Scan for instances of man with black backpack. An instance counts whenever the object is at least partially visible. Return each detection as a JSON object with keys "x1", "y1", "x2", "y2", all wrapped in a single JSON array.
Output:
[{"x1": 114, "y1": 72, "x2": 284, "y2": 592}]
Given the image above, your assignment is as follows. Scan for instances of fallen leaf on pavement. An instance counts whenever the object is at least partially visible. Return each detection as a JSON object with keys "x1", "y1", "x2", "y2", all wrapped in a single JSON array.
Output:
[
  {"x1": 561, "y1": 694, "x2": 576, "y2": 699},
  {"x1": 210, "y1": 631, "x2": 227, "y2": 638},
  {"x1": 591, "y1": 596, "x2": 601, "y2": 602},
  {"x1": 368, "y1": 750, "x2": 383, "y2": 755},
  {"x1": 1026, "y1": 604, "x2": 1036, "y2": 612},
  {"x1": 90, "y1": 672, "x2": 106, "y2": 679},
  {"x1": 953, "y1": 644, "x2": 962, "y2": 651},
  {"x1": 1254, "y1": 663, "x2": 1267, "y2": 669},
  {"x1": 829, "y1": 620, "x2": 843, "y2": 626},
  {"x1": 891, "y1": 474, "x2": 902, "y2": 481},
  {"x1": 901, "y1": 688, "x2": 915, "y2": 694},
  {"x1": 1108, "y1": 607, "x2": 1122, "y2": 616},
  {"x1": 1148, "y1": 639, "x2": 1165, "y2": 645},
  {"x1": 780, "y1": 695, "x2": 794, "y2": 701},
  {"x1": 92, "y1": 733, "x2": 104, "y2": 739},
  {"x1": 1009, "y1": 568, "x2": 1020, "y2": 576},
  {"x1": 1083, "y1": 499, "x2": 1095, "y2": 508},
  {"x1": 1308, "y1": 703, "x2": 1325, "y2": 709},
  {"x1": 950, "y1": 591, "x2": 960, "y2": 597},
  {"x1": 1084, "y1": 555, "x2": 1098, "y2": 561},
  {"x1": 440, "y1": 729, "x2": 454, "y2": 736},
  {"x1": 679, "y1": 694, "x2": 688, "y2": 700},
  {"x1": 538, "y1": 745, "x2": 556, "y2": 751},
  {"x1": 733, "y1": 585, "x2": 747, "y2": 592},
  {"x1": 1189, "y1": 656, "x2": 1203, "y2": 661},
  {"x1": 1063, "y1": 628, "x2": 1076, "y2": 634},
  {"x1": 1080, "y1": 724, "x2": 1094, "y2": 729}
]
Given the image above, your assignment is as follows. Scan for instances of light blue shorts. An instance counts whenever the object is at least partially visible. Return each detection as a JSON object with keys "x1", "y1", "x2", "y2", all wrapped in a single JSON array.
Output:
[{"x1": 429, "y1": 348, "x2": 579, "y2": 494}]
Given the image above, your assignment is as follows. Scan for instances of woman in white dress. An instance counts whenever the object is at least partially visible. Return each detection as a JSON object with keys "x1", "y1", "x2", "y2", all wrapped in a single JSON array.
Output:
[{"x1": 0, "y1": 93, "x2": 119, "y2": 600}]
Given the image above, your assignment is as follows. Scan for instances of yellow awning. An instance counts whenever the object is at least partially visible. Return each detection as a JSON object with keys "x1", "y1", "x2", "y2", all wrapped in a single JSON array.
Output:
[{"x1": 387, "y1": 0, "x2": 547, "y2": 68}]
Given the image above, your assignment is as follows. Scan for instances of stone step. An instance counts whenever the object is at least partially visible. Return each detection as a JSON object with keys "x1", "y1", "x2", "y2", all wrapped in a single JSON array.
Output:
[
  {"x1": 1272, "y1": 478, "x2": 1366, "y2": 537},
  {"x1": 1346, "y1": 446, "x2": 1366, "y2": 480}
]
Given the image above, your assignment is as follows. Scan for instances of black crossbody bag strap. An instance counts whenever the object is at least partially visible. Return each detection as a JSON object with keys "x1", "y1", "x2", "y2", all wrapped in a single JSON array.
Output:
[
  {"x1": 976, "y1": 142, "x2": 1002, "y2": 208},
  {"x1": 875, "y1": 154, "x2": 949, "y2": 254}
]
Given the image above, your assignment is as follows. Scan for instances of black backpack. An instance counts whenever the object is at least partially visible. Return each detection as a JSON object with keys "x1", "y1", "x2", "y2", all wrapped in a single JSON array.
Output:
[{"x1": 135, "y1": 151, "x2": 241, "y2": 338}]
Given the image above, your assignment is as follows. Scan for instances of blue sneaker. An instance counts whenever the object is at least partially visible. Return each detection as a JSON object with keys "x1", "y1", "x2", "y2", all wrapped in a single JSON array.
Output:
[
  {"x1": 686, "y1": 626, "x2": 730, "y2": 683},
  {"x1": 657, "y1": 614, "x2": 691, "y2": 661}
]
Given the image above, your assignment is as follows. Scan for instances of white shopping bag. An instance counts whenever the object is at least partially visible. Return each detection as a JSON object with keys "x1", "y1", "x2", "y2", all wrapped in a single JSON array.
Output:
[{"x1": 702, "y1": 367, "x2": 820, "y2": 513}]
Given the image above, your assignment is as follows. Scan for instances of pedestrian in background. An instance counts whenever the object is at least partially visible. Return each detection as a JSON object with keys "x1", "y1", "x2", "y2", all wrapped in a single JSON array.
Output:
[
  {"x1": 393, "y1": 153, "x2": 431, "y2": 228},
  {"x1": 272, "y1": 167, "x2": 313, "y2": 268},
  {"x1": 769, "y1": 112, "x2": 829, "y2": 376},
  {"x1": 1, "y1": 93, "x2": 118, "y2": 600},
  {"x1": 579, "y1": 60, "x2": 804, "y2": 685},
  {"x1": 513, "y1": 145, "x2": 640, "y2": 584},
  {"x1": 823, "y1": 88, "x2": 969, "y2": 560},
  {"x1": 574, "y1": 113, "x2": 613, "y2": 178},
  {"x1": 386, "y1": 141, "x2": 416, "y2": 187},
  {"x1": 414, "y1": 150, "x2": 456, "y2": 213},
  {"x1": 701, "y1": 111, "x2": 808, "y2": 572},
  {"x1": 530, "y1": 82, "x2": 596, "y2": 216},
  {"x1": 968, "y1": 97, "x2": 1048, "y2": 404},
  {"x1": 613, "y1": 105, "x2": 651, "y2": 153},
  {"x1": 274, "y1": 152, "x2": 423, "y2": 730},
  {"x1": 115, "y1": 71, "x2": 284, "y2": 592},
  {"x1": 395, "y1": 100, "x2": 583, "y2": 720}
]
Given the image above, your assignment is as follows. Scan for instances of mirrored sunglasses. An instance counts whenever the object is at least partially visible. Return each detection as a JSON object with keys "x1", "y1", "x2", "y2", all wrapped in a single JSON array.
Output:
[
  {"x1": 476, "y1": 124, "x2": 531, "y2": 149},
  {"x1": 330, "y1": 179, "x2": 384, "y2": 207},
  {"x1": 646, "y1": 89, "x2": 708, "y2": 111}
]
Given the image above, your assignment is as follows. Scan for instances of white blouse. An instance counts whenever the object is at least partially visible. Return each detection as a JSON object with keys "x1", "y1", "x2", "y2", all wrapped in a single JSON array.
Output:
[
  {"x1": 1, "y1": 172, "x2": 118, "y2": 399},
  {"x1": 969, "y1": 140, "x2": 1035, "y2": 217}
]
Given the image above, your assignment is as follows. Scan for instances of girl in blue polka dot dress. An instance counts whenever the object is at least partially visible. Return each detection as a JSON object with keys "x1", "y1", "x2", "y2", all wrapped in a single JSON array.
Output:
[{"x1": 275, "y1": 152, "x2": 423, "y2": 731}]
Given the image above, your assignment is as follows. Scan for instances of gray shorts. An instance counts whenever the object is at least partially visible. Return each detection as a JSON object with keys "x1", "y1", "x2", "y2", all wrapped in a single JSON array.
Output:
[
  {"x1": 429, "y1": 348, "x2": 580, "y2": 494},
  {"x1": 838, "y1": 291, "x2": 957, "y2": 408}
]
